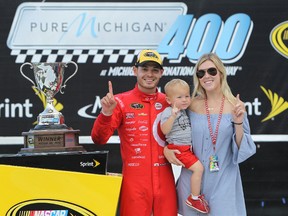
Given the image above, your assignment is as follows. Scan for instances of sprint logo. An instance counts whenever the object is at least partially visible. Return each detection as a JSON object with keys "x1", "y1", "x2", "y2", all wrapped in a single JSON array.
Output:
[
  {"x1": 261, "y1": 86, "x2": 288, "y2": 122},
  {"x1": 80, "y1": 159, "x2": 100, "y2": 168}
]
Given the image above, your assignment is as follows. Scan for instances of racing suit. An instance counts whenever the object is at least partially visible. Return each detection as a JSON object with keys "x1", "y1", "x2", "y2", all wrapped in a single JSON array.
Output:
[{"x1": 91, "y1": 84, "x2": 177, "y2": 216}]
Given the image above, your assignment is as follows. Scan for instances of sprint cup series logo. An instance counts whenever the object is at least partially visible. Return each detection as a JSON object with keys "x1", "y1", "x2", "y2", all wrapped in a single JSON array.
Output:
[
  {"x1": 267, "y1": 21, "x2": 288, "y2": 121},
  {"x1": 6, "y1": 199, "x2": 97, "y2": 216},
  {"x1": 270, "y1": 21, "x2": 288, "y2": 59}
]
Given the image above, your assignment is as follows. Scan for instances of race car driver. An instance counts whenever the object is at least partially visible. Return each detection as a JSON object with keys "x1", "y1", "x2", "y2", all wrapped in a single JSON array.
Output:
[{"x1": 91, "y1": 49, "x2": 177, "y2": 216}]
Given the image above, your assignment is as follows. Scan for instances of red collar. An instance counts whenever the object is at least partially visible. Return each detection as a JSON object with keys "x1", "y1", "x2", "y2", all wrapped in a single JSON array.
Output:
[{"x1": 132, "y1": 84, "x2": 158, "y2": 102}]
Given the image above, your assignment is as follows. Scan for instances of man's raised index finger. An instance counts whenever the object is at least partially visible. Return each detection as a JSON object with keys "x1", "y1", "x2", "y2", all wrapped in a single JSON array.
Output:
[{"x1": 108, "y1": 81, "x2": 114, "y2": 95}]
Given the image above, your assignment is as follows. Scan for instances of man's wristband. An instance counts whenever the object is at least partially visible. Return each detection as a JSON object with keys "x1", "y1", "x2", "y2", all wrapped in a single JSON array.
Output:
[{"x1": 232, "y1": 121, "x2": 243, "y2": 125}]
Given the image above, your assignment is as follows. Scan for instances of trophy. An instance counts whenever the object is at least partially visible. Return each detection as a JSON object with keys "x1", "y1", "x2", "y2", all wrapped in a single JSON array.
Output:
[{"x1": 19, "y1": 62, "x2": 85, "y2": 153}]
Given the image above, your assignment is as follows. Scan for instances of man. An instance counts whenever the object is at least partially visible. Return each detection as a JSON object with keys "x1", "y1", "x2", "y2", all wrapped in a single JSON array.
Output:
[{"x1": 91, "y1": 50, "x2": 177, "y2": 216}]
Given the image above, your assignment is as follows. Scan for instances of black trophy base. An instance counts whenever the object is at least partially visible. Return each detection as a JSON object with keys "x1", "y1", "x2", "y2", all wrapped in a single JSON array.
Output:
[
  {"x1": 20, "y1": 128, "x2": 86, "y2": 154},
  {"x1": 19, "y1": 146, "x2": 86, "y2": 154}
]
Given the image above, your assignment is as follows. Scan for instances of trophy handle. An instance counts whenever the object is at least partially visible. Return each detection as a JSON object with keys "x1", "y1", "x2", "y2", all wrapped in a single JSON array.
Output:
[
  {"x1": 20, "y1": 62, "x2": 36, "y2": 87},
  {"x1": 60, "y1": 61, "x2": 78, "y2": 94}
]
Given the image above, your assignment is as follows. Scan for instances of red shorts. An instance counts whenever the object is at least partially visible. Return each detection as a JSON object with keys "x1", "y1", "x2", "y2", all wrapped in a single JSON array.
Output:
[{"x1": 167, "y1": 144, "x2": 199, "y2": 168}]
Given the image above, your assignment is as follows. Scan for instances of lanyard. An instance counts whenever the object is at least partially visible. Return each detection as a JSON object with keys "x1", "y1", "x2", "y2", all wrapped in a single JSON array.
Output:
[{"x1": 205, "y1": 96, "x2": 225, "y2": 151}]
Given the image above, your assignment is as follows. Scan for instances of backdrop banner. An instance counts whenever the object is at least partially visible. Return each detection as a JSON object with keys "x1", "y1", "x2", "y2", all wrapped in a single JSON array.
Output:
[
  {"x1": 0, "y1": 1, "x2": 287, "y2": 215},
  {"x1": 0, "y1": 0, "x2": 287, "y2": 139}
]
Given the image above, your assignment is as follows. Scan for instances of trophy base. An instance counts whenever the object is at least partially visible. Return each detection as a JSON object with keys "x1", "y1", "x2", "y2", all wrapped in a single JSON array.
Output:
[
  {"x1": 19, "y1": 146, "x2": 85, "y2": 154},
  {"x1": 20, "y1": 128, "x2": 86, "y2": 154}
]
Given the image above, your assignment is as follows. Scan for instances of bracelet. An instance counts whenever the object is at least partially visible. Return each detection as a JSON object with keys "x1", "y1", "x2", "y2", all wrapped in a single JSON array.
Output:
[{"x1": 232, "y1": 121, "x2": 243, "y2": 125}]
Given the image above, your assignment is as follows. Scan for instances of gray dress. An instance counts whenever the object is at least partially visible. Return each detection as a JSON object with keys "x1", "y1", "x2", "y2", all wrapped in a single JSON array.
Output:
[{"x1": 177, "y1": 111, "x2": 256, "y2": 216}]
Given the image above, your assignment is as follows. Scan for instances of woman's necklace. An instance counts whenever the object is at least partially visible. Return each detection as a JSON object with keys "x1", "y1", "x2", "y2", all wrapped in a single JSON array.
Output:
[{"x1": 205, "y1": 96, "x2": 225, "y2": 172}]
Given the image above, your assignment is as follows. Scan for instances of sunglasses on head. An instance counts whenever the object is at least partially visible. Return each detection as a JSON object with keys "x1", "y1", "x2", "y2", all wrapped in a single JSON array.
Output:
[{"x1": 196, "y1": 67, "x2": 218, "y2": 79}]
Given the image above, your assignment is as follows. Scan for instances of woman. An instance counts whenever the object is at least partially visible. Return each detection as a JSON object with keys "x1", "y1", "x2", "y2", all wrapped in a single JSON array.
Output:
[{"x1": 165, "y1": 53, "x2": 256, "y2": 215}]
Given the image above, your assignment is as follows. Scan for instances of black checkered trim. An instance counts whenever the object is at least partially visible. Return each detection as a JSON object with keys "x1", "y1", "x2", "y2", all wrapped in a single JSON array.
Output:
[{"x1": 11, "y1": 49, "x2": 140, "y2": 63}]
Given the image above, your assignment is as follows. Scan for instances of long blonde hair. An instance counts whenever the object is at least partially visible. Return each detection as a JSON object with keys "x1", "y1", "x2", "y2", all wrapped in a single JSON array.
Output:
[{"x1": 192, "y1": 53, "x2": 236, "y2": 104}]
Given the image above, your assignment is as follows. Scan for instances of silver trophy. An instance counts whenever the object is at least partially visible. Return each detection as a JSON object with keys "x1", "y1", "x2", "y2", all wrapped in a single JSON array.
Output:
[{"x1": 20, "y1": 62, "x2": 78, "y2": 130}]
